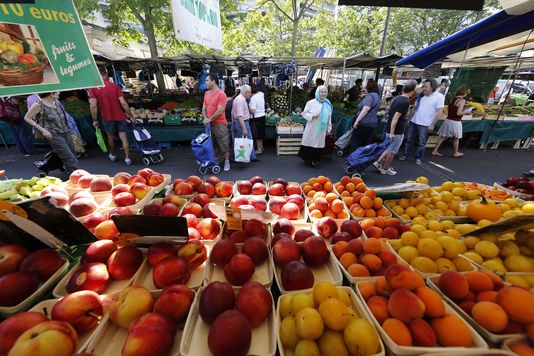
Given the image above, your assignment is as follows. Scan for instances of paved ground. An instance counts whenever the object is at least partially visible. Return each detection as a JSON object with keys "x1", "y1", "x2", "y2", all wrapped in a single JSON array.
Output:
[{"x1": 1, "y1": 139, "x2": 532, "y2": 188}]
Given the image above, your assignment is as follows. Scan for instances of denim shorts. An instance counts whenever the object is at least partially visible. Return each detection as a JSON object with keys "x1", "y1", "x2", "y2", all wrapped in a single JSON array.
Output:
[
  {"x1": 387, "y1": 134, "x2": 404, "y2": 154},
  {"x1": 102, "y1": 120, "x2": 128, "y2": 134}
]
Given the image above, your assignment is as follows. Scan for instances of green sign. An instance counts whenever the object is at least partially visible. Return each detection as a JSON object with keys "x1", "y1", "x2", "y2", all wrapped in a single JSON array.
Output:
[{"x1": 0, "y1": 0, "x2": 102, "y2": 97}]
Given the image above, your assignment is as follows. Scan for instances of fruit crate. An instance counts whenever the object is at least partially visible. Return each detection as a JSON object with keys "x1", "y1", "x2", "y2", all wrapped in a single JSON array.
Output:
[
  {"x1": 30, "y1": 298, "x2": 108, "y2": 353},
  {"x1": 0, "y1": 258, "x2": 69, "y2": 318},
  {"x1": 180, "y1": 286, "x2": 276, "y2": 356},
  {"x1": 276, "y1": 286, "x2": 386, "y2": 356},
  {"x1": 426, "y1": 135, "x2": 440, "y2": 148},
  {"x1": 52, "y1": 256, "x2": 147, "y2": 298},
  {"x1": 83, "y1": 290, "x2": 189, "y2": 356},
  {"x1": 276, "y1": 134, "x2": 302, "y2": 155},
  {"x1": 274, "y1": 250, "x2": 343, "y2": 294},
  {"x1": 354, "y1": 281, "x2": 489, "y2": 355},
  {"x1": 426, "y1": 276, "x2": 523, "y2": 344},
  {"x1": 502, "y1": 336, "x2": 534, "y2": 355}
]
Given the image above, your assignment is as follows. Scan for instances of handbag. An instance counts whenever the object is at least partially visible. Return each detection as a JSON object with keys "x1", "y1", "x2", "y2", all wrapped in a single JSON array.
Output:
[
  {"x1": 234, "y1": 136, "x2": 253, "y2": 163},
  {"x1": 0, "y1": 98, "x2": 22, "y2": 124},
  {"x1": 95, "y1": 127, "x2": 108, "y2": 153}
]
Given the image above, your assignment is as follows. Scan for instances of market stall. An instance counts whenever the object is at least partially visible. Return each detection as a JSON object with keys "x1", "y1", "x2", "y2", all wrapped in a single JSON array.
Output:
[{"x1": 1, "y1": 167, "x2": 534, "y2": 355}]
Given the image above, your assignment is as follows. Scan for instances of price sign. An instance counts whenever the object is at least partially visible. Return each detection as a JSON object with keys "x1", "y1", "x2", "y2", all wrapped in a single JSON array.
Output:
[
  {"x1": 225, "y1": 207, "x2": 243, "y2": 231},
  {"x1": 161, "y1": 63, "x2": 176, "y2": 75}
]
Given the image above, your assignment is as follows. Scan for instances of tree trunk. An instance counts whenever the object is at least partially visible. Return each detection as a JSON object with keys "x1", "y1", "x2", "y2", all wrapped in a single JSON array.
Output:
[
  {"x1": 144, "y1": 14, "x2": 166, "y2": 92},
  {"x1": 291, "y1": 20, "x2": 298, "y2": 56}
]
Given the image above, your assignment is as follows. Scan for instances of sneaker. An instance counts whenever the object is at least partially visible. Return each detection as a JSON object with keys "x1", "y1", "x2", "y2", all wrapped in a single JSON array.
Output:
[
  {"x1": 385, "y1": 168, "x2": 397, "y2": 176},
  {"x1": 108, "y1": 153, "x2": 117, "y2": 162},
  {"x1": 415, "y1": 159, "x2": 422, "y2": 165},
  {"x1": 224, "y1": 159, "x2": 230, "y2": 171},
  {"x1": 373, "y1": 161, "x2": 383, "y2": 170},
  {"x1": 398, "y1": 155, "x2": 407, "y2": 161},
  {"x1": 125, "y1": 158, "x2": 131, "y2": 165},
  {"x1": 378, "y1": 167, "x2": 387, "y2": 175}
]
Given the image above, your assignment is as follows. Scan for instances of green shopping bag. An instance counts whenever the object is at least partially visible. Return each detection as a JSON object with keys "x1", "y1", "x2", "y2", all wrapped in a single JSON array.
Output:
[{"x1": 95, "y1": 127, "x2": 108, "y2": 153}]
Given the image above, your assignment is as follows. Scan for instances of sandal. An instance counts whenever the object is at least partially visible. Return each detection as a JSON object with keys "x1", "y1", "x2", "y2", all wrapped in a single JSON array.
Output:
[
  {"x1": 453, "y1": 153, "x2": 464, "y2": 158},
  {"x1": 431, "y1": 152, "x2": 442, "y2": 157}
]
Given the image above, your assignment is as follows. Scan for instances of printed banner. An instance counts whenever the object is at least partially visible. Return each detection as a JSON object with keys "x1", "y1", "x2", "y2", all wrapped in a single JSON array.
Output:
[
  {"x1": 0, "y1": 0, "x2": 102, "y2": 97},
  {"x1": 170, "y1": 0, "x2": 222, "y2": 50}
]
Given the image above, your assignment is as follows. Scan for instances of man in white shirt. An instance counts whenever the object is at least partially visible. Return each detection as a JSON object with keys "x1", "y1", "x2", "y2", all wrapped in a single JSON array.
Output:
[
  {"x1": 249, "y1": 84, "x2": 266, "y2": 154},
  {"x1": 399, "y1": 78, "x2": 444, "y2": 165}
]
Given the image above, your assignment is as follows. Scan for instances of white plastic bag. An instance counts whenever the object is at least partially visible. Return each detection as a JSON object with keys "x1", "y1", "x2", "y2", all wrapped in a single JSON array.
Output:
[{"x1": 234, "y1": 136, "x2": 253, "y2": 163}]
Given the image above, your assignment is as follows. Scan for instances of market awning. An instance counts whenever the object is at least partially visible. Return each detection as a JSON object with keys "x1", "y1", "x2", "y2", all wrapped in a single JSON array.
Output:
[
  {"x1": 395, "y1": 9, "x2": 534, "y2": 69},
  {"x1": 337, "y1": 0, "x2": 483, "y2": 11}
]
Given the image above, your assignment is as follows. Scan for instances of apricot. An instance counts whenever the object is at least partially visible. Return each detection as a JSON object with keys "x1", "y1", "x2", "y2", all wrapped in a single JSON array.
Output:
[
  {"x1": 478, "y1": 269, "x2": 505, "y2": 290},
  {"x1": 476, "y1": 290, "x2": 498, "y2": 303},
  {"x1": 358, "y1": 280, "x2": 377, "y2": 301},
  {"x1": 408, "y1": 318, "x2": 436, "y2": 347},
  {"x1": 375, "y1": 276, "x2": 392, "y2": 297},
  {"x1": 496, "y1": 286, "x2": 534, "y2": 324},
  {"x1": 382, "y1": 318, "x2": 412, "y2": 346},
  {"x1": 509, "y1": 343, "x2": 534, "y2": 356},
  {"x1": 526, "y1": 323, "x2": 534, "y2": 343},
  {"x1": 347, "y1": 263, "x2": 370, "y2": 277},
  {"x1": 387, "y1": 288, "x2": 425, "y2": 323},
  {"x1": 367, "y1": 295, "x2": 390, "y2": 325},
  {"x1": 437, "y1": 270, "x2": 469, "y2": 300},
  {"x1": 385, "y1": 264, "x2": 425, "y2": 291},
  {"x1": 346, "y1": 239, "x2": 363, "y2": 256},
  {"x1": 360, "y1": 219, "x2": 375, "y2": 232},
  {"x1": 332, "y1": 241, "x2": 349, "y2": 260},
  {"x1": 360, "y1": 254, "x2": 382, "y2": 272},
  {"x1": 339, "y1": 252, "x2": 357, "y2": 270},
  {"x1": 414, "y1": 287, "x2": 445, "y2": 318},
  {"x1": 471, "y1": 301, "x2": 508, "y2": 333},
  {"x1": 465, "y1": 271, "x2": 494, "y2": 292},
  {"x1": 458, "y1": 300, "x2": 476, "y2": 315},
  {"x1": 430, "y1": 314, "x2": 471, "y2": 347}
]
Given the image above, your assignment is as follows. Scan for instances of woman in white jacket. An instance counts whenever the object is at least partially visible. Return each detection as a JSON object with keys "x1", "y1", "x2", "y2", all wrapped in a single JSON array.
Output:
[{"x1": 298, "y1": 85, "x2": 332, "y2": 168}]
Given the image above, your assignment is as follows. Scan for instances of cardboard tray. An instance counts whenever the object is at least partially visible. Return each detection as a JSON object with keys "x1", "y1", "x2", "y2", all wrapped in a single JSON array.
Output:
[
  {"x1": 426, "y1": 276, "x2": 524, "y2": 343},
  {"x1": 355, "y1": 281, "x2": 489, "y2": 355},
  {"x1": 53, "y1": 256, "x2": 147, "y2": 298},
  {"x1": 203, "y1": 245, "x2": 274, "y2": 288},
  {"x1": 180, "y1": 286, "x2": 276, "y2": 356},
  {"x1": 274, "y1": 250, "x2": 343, "y2": 294},
  {"x1": 30, "y1": 297, "x2": 110, "y2": 353},
  {"x1": 100, "y1": 186, "x2": 156, "y2": 215},
  {"x1": 276, "y1": 286, "x2": 385, "y2": 356},
  {"x1": 82, "y1": 290, "x2": 190, "y2": 356},
  {"x1": 502, "y1": 336, "x2": 534, "y2": 354},
  {"x1": 0, "y1": 258, "x2": 69, "y2": 318}
]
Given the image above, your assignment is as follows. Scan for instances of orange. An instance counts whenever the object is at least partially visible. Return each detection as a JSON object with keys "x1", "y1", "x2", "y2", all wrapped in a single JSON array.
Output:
[
  {"x1": 471, "y1": 301, "x2": 508, "y2": 333},
  {"x1": 382, "y1": 318, "x2": 412, "y2": 346},
  {"x1": 339, "y1": 252, "x2": 358, "y2": 270},
  {"x1": 360, "y1": 196, "x2": 374, "y2": 209},
  {"x1": 347, "y1": 263, "x2": 371, "y2": 277}
]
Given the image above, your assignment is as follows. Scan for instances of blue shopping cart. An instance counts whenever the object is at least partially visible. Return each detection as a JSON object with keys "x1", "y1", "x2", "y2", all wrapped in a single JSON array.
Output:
[{"x1": 191, "y1": 125, "x2": 220, "y2": 174}]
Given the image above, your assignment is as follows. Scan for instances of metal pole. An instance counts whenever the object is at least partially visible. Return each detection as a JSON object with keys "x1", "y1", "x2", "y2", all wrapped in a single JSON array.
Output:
[{"x1": 375, "y1": 7, "x2": 391, "y2": 83}]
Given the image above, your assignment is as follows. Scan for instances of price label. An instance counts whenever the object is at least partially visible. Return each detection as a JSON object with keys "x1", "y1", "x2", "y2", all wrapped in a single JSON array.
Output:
[{"x1": 225, "y1": 207, "x2": 243, "y2": 231}]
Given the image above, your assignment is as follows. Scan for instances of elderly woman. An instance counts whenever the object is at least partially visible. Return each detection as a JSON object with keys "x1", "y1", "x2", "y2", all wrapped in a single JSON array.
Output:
[
  {"x1": 298, "y1": 85, "x2": 333, "y2": 168},
  {"x1": 432, "y1": 85, "x2": 471, "y2": 158},
  {"x1": 24, "y1": 91, "x2": 78, "y2": 174}
]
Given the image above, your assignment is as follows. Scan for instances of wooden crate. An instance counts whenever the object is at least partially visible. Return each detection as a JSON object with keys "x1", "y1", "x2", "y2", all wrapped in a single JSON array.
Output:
[
  {"x1": 426, "y1": 135, "x2": 439, "y2": 148},
  {"x1": 276, "y1": 135, "x2": 302, "y2": 155}
]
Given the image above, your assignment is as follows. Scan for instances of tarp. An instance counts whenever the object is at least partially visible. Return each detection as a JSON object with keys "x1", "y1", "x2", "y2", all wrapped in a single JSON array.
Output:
[
  {"x1": 337, "y1": 0, "x2": 483, "y2": 11},
  {"x1": 395, "y1": 9, "x2": 534, "y2": 69}
]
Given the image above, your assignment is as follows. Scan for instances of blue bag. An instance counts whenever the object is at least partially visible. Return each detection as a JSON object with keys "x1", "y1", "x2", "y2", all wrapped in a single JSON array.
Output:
[
  {"x1": 346, "y1": 139, "x2": 391, "y2": 173},
  {"x1": 191, "y1": 125, "x2": 216, "y2": 168}
]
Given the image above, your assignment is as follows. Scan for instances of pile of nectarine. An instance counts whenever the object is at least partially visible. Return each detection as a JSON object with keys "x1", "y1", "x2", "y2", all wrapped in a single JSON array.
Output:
[
  {"x1": 307, "y1": 191, "x2": 349, "y2": 220},
  {"x1": 435, "y1": 270, "x2": 534, "y2": 338},
  {"x1": 235, "y1": 176, "x2": 267, "y2": 196},
  {"x1": 333, "y1": 237, "x2": 402, "y2": 278},
  {"x1": 267, "y1": 178, "x2": 301, "y2": 197},
  {"x1": 335, "y1": 176, "x2": 390, "y2": 219},
  {"x1": 358, "y1": 264, "x2": 477, "y2": 348},
  {"x1": 174, "y1": 175, "x2": 233, "y2": 199},
  {"x1": 301, "y1": 176, "x2": 334, "y2": 198},
  {"x1": 268, "y1": 194, "x2": 305, "y2": 220}
]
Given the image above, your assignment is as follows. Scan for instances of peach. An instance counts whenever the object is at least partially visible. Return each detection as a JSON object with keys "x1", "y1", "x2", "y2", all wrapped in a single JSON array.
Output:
[
  {"x1": 181, "y1": 202, "x2": 202, "y2": 218},
  {"x1": 430, "y1": 314, "x2": 471, "y2": 347},
  {"x1": 186, "y1": 175, "x2": 202, "y2": 190},
  {"x1": 414, "y1": 287, "x2": 445, "y2": 318},
  {"x1": 465, "y1": 271, "x2": 494, "y2": 293},
  {"x1": 174, "y1": 181, "x2": 194, "y2": 195},
  {"x1": 385, "y1": 264, "x2": 425, "y2": 291},
  {"x1": 69, "y1": 197, "x2": 97, "y2": 217},
  {"x1": 363, "y1": 238, "x2": 382, "y2": 254},
  {"x1": 383, "y1": 226, "x2": 399, "y2": 239},
  {"x1": 496, "y1": 286, "x2": 534, "y2": 324},
  {"x1": 437, "y1": 270, "x2": 469, "y2": 300},
  {"x1": 367, "y1": 296, "x2": 390, "y2": 324},
  {"x1": 130, "y1": 182, "x2": 151, "y2": 200},
  {"x1": 280, "y1": 202, "x2": 300, "y2": 220},
  {"x1": 387, "y1": 288, "x2": 425, "y2": 323},
  {"x1": 408, "y1": 318, "x2": 437, "y2": 347},
  {"x1": 346, "y1": 238, "x2": 363, "y2": 256},
  {"x1": 383, "y1": 318, "x2": 412, "y2": 346},
  {"x1": 458, "y1": 300, "x2": 476, "y2": 315},
  {"x1": 94, "y1": 220, "x2": 119, "y2": 240}
]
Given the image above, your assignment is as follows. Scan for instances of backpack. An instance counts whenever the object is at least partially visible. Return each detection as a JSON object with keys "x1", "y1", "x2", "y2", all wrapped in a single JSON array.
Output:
[{"x1": 0, "y1": 98, "x2": 22, "y2": 124}]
